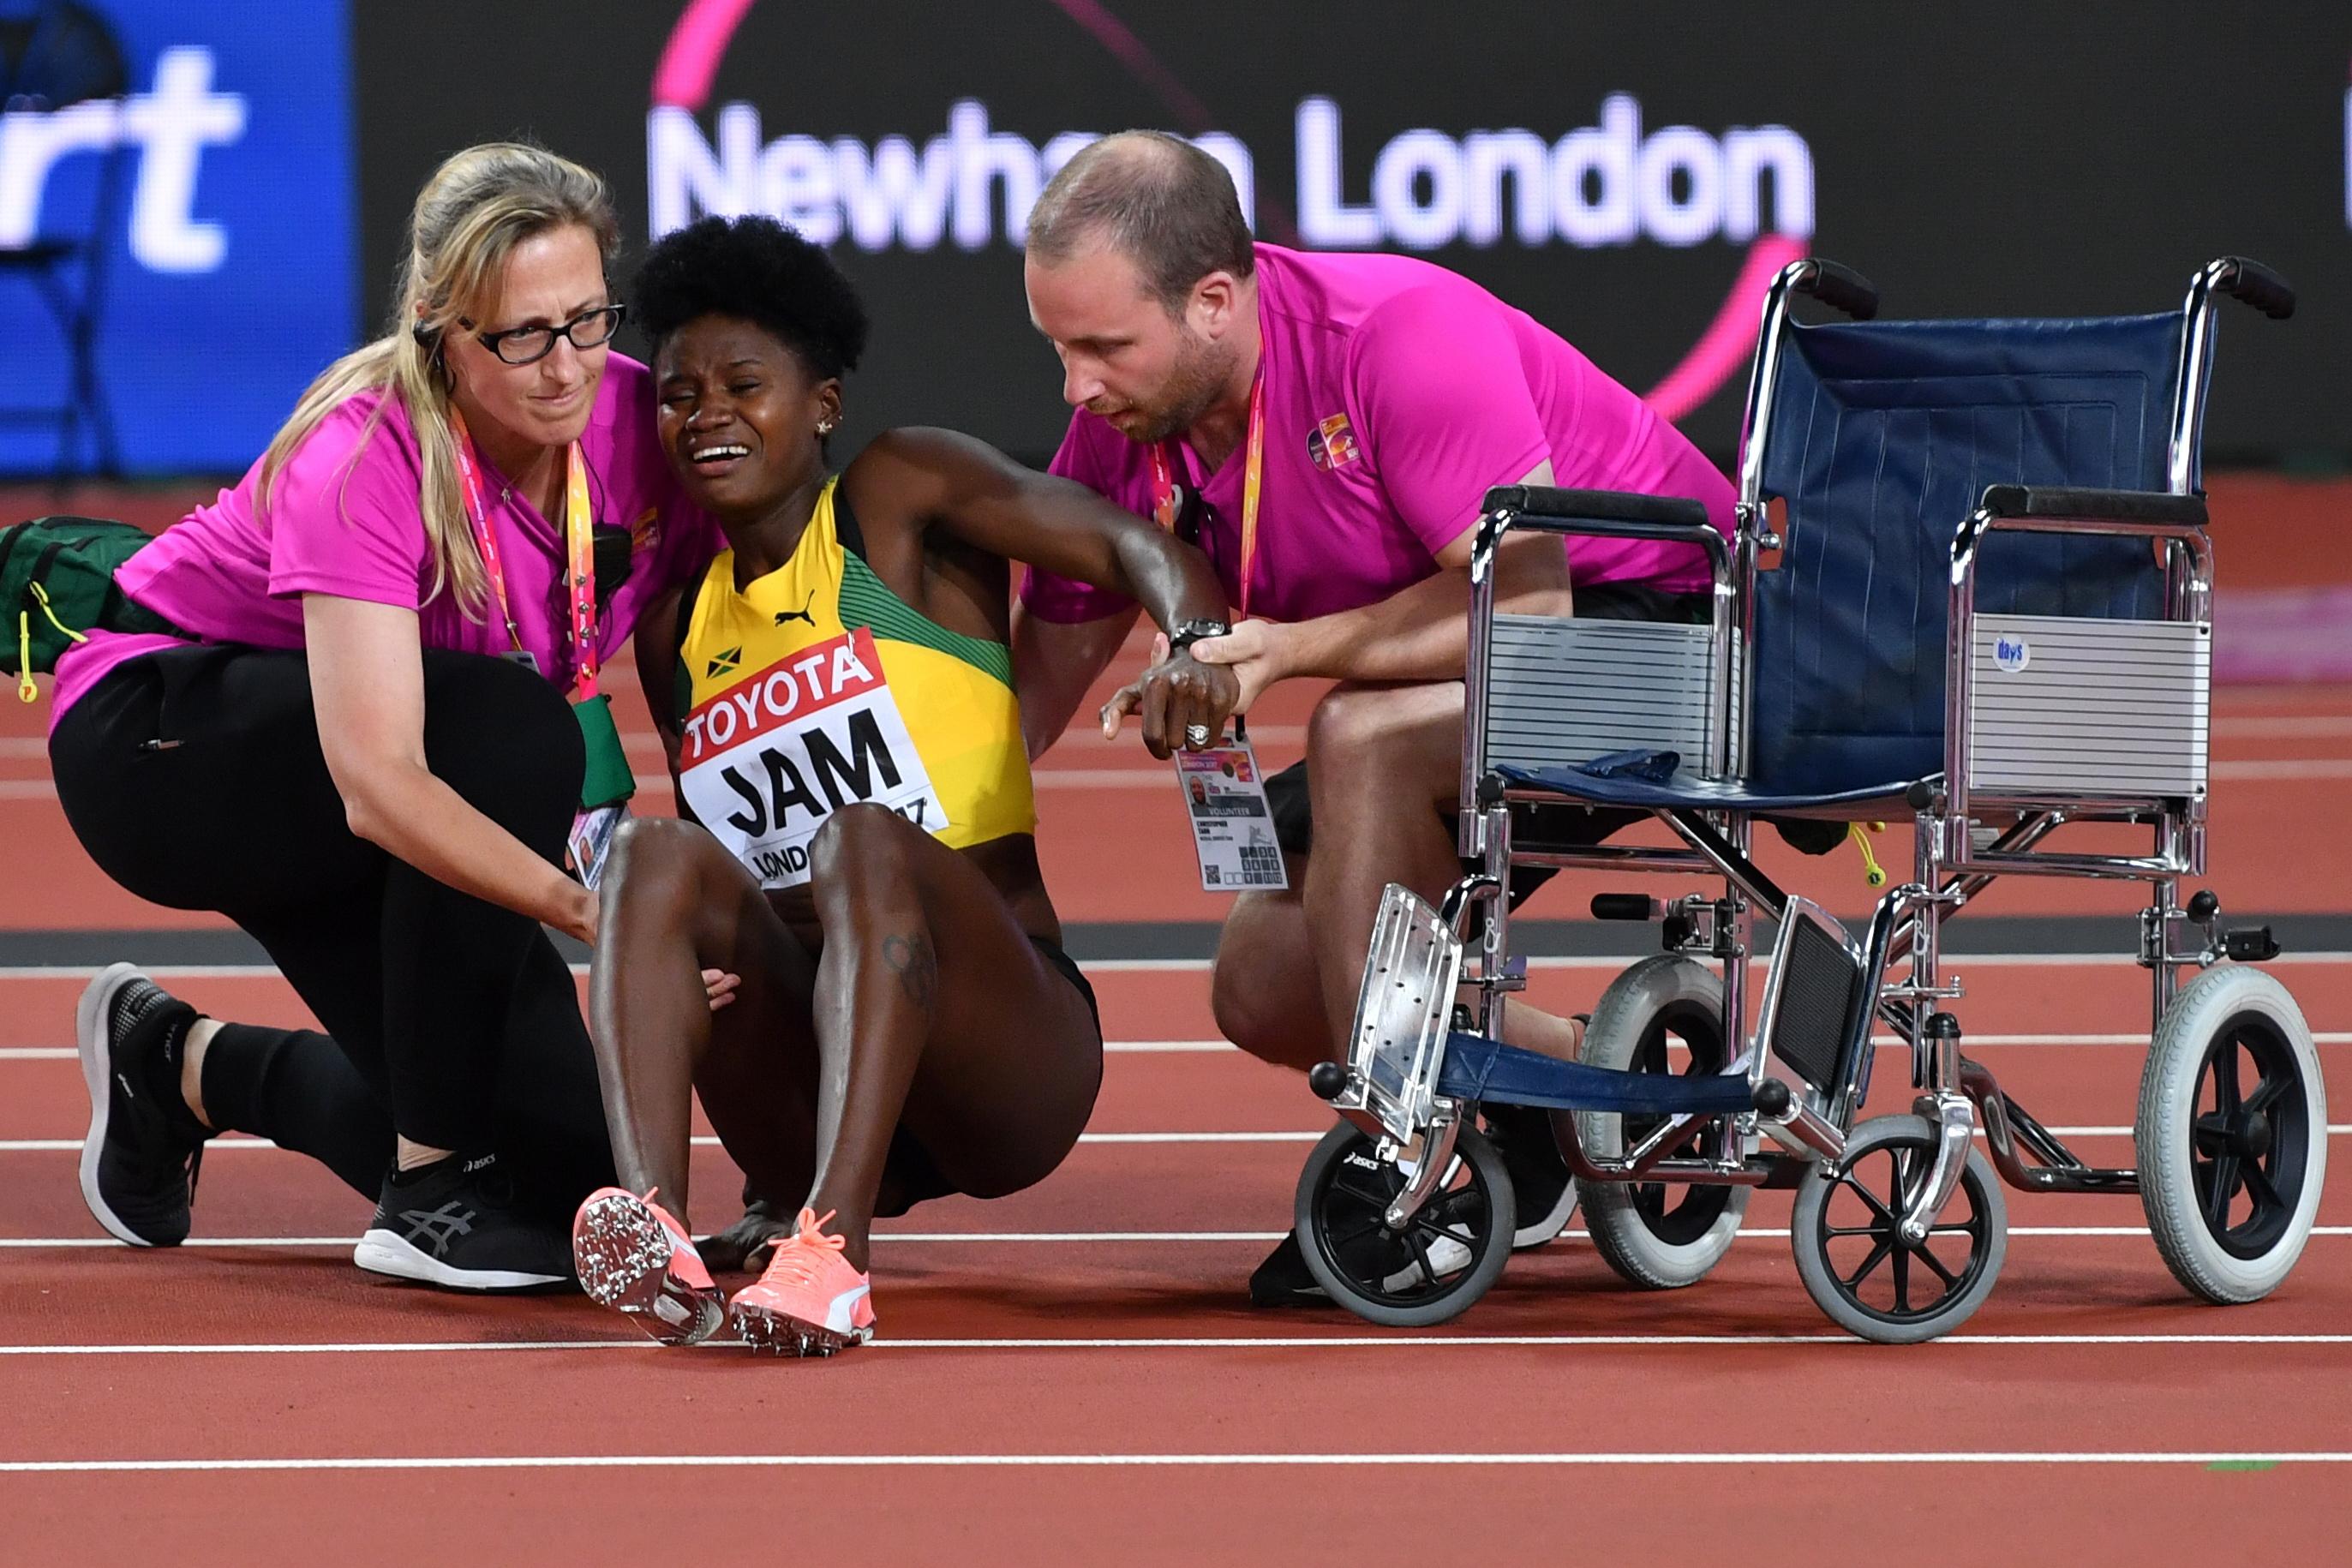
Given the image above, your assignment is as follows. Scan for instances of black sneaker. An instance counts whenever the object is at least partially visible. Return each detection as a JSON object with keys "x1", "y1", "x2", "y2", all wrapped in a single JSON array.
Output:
[
  {"x1": 76, "y1": 964, "x2": 210, "y2": 1248},
  {"x1": 1248, "y1": 1224, "x2": 1478, "y2": 1308},
  {"x1": 1483, "y1": 1101, "x2": 1578, "y2": 1250},
  {"x1": 1248, "y1": 1231, "x2": 1326, "y2": 1308},
  {"x1": 354, "y1": 1152, "x2": 572, "y2": 1291}
]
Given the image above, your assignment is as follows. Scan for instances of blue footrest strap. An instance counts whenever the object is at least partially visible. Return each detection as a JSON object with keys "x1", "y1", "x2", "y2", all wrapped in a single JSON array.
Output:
[{"x1": 1434, "y1": 1032, "x2": 1757, "y2": 1116}]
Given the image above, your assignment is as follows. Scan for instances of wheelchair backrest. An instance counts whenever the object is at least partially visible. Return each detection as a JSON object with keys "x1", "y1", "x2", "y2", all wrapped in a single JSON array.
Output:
[{"x1": 1746, "y1": 312, "x2": 2182, "y2": 796}]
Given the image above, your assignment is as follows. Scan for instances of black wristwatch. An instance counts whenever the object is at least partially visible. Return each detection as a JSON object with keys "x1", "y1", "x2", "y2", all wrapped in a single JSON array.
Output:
[{"x1": 1168, "y1": 619, "x2": 1230, "y2": 655}]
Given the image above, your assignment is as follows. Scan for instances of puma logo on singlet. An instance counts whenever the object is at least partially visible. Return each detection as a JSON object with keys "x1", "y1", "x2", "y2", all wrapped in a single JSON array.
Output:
[{"x1": 774, "y1": 591, "x2": 819, "y2": 629}]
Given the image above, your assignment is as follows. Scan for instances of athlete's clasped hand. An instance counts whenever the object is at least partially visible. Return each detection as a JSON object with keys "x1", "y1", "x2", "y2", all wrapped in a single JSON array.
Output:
[{"x1": 1098, "y1": 632, "x2": 1243, "y2": 757}]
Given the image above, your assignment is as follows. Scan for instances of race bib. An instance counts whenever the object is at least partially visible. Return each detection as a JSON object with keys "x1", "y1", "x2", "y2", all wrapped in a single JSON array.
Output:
[{"x1": 679, "y1": 627, "x2": 946, "y2": 888}]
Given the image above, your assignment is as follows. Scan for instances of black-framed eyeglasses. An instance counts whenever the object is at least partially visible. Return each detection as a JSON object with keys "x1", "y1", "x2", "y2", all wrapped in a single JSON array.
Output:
[{"x1": 470, "y1": 303, "x2": 626, "y2": 366}]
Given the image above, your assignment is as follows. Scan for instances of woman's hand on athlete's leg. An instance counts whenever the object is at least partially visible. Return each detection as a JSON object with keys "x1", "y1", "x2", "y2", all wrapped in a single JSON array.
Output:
[{"x1": 702, "y1": 968, "x2": 740, "y2": 1011}]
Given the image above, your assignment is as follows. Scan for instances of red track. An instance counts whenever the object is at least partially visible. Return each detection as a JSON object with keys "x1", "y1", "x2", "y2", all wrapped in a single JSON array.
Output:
[{"x1": 3, "y1": 649, "x2": 2350, "y2": 1561}]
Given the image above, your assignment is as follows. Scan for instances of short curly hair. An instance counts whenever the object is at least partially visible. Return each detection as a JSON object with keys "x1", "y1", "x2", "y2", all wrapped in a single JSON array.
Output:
[{"x1": 630, "y1": 215, "x2": 871, "y2": 380}]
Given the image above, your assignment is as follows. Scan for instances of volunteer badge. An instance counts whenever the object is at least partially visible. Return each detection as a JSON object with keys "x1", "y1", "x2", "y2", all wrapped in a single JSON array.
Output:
[{"x1": 1307, "y1": 412, "x2": 1359, "y2": 470}]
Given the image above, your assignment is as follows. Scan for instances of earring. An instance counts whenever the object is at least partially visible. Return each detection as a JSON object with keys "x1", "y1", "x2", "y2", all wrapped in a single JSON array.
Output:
[{"x1": 817, "y1": 419, "x2": 836, "y2": 435}]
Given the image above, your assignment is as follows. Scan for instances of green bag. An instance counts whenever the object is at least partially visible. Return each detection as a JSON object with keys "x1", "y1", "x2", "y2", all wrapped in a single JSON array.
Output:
[{"x1": 2, "y1": 517, "x2": 183, "y2": 694}]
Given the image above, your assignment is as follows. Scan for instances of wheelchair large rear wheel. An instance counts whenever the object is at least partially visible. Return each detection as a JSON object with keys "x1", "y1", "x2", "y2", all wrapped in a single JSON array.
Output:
[
  {"x1": 1792, "y1": 1113, "x2": 2007, "y2": 1344},
  {"x1": 1293, "y1": 1120, "x2": 1514, "y2": 1327},
  {"x1": 1572, "y1": 955, "x2": 1749, "y2": 1289},
  {"x1": 2138, "y1": 966, "x2": 2326, "y2": 1304}
]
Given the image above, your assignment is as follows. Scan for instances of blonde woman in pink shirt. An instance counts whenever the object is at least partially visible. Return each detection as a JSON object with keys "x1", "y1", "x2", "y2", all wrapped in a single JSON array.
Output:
[{"x1": 51, "y1": 144, "x2": 717, "y2": 1291}]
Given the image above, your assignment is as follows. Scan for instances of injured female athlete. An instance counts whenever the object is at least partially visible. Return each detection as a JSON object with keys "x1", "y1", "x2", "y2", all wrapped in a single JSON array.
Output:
[{"x1": 568, "y1": 214, "x2": 1237, "y2": 1354}]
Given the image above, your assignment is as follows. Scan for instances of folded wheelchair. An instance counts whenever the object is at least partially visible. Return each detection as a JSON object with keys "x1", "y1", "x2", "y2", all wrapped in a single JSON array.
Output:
[{"x1": 1295, "y1": 255, "x2": 2320, "y2": 1343}]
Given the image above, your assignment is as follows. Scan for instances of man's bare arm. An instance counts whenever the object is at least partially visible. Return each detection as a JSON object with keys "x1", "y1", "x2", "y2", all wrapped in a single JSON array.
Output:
[{"x1": 1183, "y1": 460, "x2": 1571, "y2": 709}]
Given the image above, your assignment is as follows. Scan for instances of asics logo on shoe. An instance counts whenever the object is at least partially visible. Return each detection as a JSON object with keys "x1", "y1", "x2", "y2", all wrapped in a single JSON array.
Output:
[
  {"x1": 398, "y1": 1201, "x2": 476, "y2": 1258},
  {"x1": 462, "y1": 1154, "x2": 497, "y2": 1176}
]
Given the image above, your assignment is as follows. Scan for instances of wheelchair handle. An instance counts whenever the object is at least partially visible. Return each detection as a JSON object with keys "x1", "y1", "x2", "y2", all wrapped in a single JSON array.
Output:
[
  {"x1": 1792, "y1": 258, "x2": 1879, "y2": 321},
  {"x1": 2210, "y1": 256, "x2": 2295, "y2": 320}
]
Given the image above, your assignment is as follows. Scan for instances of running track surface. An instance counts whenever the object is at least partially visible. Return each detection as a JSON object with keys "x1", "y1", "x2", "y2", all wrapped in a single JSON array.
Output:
[{"x1": 5, "y1": 639, "x2": 2352, "y2": 1559}]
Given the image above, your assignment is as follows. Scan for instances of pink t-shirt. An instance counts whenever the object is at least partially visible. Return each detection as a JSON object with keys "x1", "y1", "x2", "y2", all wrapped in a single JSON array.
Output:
[
  {"x1": 1022, "y1": 243, "x2": 1734, "y2": 625},
  {"x1": 51, "y1": 355, "x2": 718, "y2": 724}
]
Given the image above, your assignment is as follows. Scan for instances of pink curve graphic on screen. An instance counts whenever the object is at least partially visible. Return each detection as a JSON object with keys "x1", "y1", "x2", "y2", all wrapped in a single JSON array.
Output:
[
  {"x1": 1043, "y1": 0, "x2": 1220, "y2": 132},
  {"x1": 652, "y1": 0, "x2": 757, "y2": 111},
  {"x1": 1642, "y1": 233, "x2": 1810, "y2": 422},
  {"x1": 652, "y1": 0, "x2": 1781, "y2": 420}
]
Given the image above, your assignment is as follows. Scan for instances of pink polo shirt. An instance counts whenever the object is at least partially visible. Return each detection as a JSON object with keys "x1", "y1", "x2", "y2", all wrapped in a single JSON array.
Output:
[
  {"x1": 51, "y1": 355, "x2": 718, "y2": 724},
  {"x1": 1022, "y1": 243, "x2": 1734, "y2": 625}
]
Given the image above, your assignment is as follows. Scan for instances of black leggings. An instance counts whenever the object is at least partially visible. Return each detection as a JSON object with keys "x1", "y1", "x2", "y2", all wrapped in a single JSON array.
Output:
[{"x1": 48, "y1": 643, "x2": 615, "y2": 1217}]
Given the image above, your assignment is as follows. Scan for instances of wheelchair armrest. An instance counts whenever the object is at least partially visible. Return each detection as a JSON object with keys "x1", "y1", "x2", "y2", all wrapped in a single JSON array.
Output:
[
  {"x1": 1977, "y1": 485, "x2": 2209, "y2": 528},
  {"x1": 1484, "y1": 485, "x2": 1711, "y2": 530},
  {"x1": 1481, "y1": 487, "x2": 1727, "y2": 573}
]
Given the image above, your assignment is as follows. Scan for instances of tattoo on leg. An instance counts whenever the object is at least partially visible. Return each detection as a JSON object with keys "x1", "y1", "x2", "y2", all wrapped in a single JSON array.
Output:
[{"x1": 881, "y1": 932, "x2": 937, "y2": 1010}]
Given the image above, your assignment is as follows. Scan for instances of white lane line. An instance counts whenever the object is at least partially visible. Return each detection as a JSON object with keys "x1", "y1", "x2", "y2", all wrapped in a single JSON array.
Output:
[
  {"x1": 0, "y1": 1041, "x2": 1236, "y2": 1061},
  {"x1": 1, "y1": 955, "x2": 2350, "y2": 981},
  {"x1": 11, "y1": 1123, "x2": 2352, "y2": 1156},
  {"x1": 39, "y1": 713, "x2": 2309, "y2": 749},
  {"x1": 1, "y1": 762, "x2": 2317, "y2": 801},
  {"x1": 1079, "y1": 954, "x2": 2352, "y2": 973},
  {"x1": 8, "y1": 1332, "x2": 2352, "y2": 1357},
  {"x1": 12, "y1": 1034, "x2": 2352, "y2": 1062},
  {"x1": 13, "y1": 1032, "x2": 2352, "y2": 1062},
  {"x1": 2214, "y1": 760, "x2": 2352, "y2": 781},
  {"x1": 8, "y1": 1451, "x2": 2352, "y2": 1474},
  {"x1": 7, "y1": 1227, "x2": 2352, "y2": 1249},
  {"x1": 2215, "y1": 715, "x2": 2352, "y2": 739},
  {"x1": 0, "y1": 1132, "x2": 1332, "y2": 1153},
  {"x1": 0, "y1": 770, "x2": 1174, "y2": 803}
]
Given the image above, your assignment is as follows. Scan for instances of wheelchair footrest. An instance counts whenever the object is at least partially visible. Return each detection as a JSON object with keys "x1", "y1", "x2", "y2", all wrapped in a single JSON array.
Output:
[{"x1": 1434, "y1": 1032, "x2": 1757, "y2": 1116}]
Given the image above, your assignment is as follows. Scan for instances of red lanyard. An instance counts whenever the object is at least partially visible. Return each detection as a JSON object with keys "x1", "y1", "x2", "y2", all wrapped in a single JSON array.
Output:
[
  {"x1": 448, "y1": 408, "x2": 601, "y2": 700},
  {"x1": 1148, "y1": 374, "x2": 1265, "y2": 621}
]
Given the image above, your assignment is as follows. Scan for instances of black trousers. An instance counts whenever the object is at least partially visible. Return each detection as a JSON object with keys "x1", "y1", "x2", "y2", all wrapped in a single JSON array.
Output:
[{"x1": 49, "y1": 643, "x2": 615, "y2": 1216}]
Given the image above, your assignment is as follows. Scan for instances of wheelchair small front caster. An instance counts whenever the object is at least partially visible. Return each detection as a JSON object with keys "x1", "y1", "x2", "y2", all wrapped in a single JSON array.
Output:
[
  {"x1": 1791, "y1": 1114, "x2": 2007, "y2": 1343},
  {"x1": 1292, "y1": 1120, "x2": 1514, "y2": 1327}
]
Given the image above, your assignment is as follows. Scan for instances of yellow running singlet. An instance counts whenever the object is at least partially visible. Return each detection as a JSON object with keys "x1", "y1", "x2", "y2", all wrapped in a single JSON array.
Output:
[{"x1": 675, "y1": 478, "x2": 1036, "y2": 888}]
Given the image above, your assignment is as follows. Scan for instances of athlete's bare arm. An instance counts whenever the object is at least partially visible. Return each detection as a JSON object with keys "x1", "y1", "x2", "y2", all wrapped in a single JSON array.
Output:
[{"x1": 847, "y1": 427, "x2": 1239, "y2": 757}]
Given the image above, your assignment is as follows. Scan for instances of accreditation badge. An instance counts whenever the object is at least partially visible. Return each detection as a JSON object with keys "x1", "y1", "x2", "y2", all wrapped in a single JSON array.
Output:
[
  {"x1": 568, "y1": 804, "x2": 625, "y2": 891},
  {"x1": 1176, "y1": 725, "x2": 1286, "y2": 893}
]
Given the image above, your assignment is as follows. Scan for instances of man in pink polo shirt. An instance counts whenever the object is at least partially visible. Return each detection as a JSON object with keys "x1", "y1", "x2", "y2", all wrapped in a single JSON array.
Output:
[{"x1": 1016, "y1": 132, "x2": 1736, "y2": 1303}]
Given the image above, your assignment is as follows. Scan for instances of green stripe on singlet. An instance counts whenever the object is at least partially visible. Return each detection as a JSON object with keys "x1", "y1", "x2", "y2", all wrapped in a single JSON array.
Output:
[{"x1": 837, "y1": 549, "x2": 1014, "y2": 688}]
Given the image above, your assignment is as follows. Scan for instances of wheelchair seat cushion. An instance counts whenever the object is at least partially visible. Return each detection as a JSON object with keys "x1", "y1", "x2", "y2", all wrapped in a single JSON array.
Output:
[{"x1": 1498, "y1": 761, "x2": 1919, "y2": 818}]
